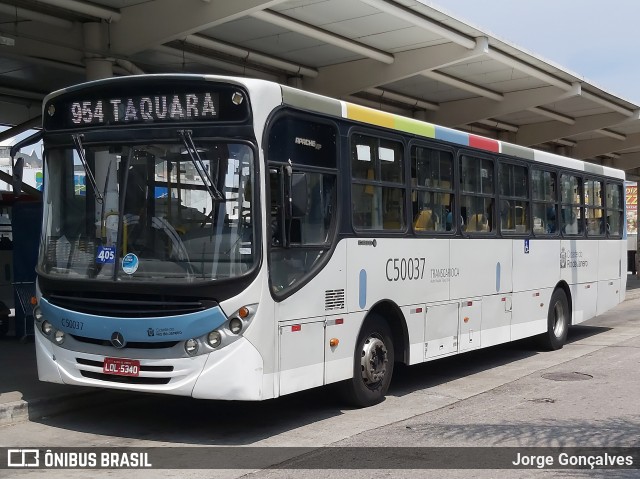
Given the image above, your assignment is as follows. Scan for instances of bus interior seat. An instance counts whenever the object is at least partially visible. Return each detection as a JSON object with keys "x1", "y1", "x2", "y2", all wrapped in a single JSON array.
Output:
[
  {"x1": 533, "y1": 217, "x2": 545, "y2": 233},
  {"x1": 467, "y1": 213, "x2": 489, "y2": 232},
  {"x1": 414, "y1": 209, "x2": 437, "y2": 231}
]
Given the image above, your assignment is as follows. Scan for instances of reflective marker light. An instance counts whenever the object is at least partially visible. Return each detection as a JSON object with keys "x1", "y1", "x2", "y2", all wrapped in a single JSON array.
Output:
[
  {"x1": 41, "y1": 321, "x2": 53, "y2": 335},
  {"x1": 229, "y1": 318, "x2": 242, "y2": 334},
  {"x1": 34, "y1": 307, "x2": 44, "y2": 323},
  {"x1": 185, "y1": 338, "x2": 199, "y2": 356},
  {"x1": 54, "y1": 330, "x2": 65, "y2": 345},
  {"x1": 207, "y1": 330, "x2": 222, "y2": 348},
  {"x1": 238, "y1": 306, "x2": 250, "y2": 319},
  {"x1": 231, "y1": 92, "x2": 244, "y2": 105}
]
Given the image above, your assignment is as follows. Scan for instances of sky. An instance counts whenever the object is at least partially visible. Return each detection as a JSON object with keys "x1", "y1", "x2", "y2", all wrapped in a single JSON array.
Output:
[{"x1": 430, "y1": 0, "x2": 640, "y2": 104}]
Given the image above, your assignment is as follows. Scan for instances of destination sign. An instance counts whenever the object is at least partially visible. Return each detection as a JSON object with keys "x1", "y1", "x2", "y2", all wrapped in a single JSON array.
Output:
[
  {"x1": 69, "y1": 93, "x2": 219, "y2": 125},
  {"x1": 44, "y1": 81, "x2": 250, "y2": 130}
]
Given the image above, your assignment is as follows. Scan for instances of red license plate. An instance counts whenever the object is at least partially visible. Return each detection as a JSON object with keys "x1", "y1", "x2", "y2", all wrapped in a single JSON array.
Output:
[{"x1": 103, "y1": 357, "x2": 140, "y2": 377}]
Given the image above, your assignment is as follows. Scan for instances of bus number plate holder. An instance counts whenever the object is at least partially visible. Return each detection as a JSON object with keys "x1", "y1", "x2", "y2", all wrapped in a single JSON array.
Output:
[{"x1": 103, "y1": 357, "x2": 140, "y2": 377}]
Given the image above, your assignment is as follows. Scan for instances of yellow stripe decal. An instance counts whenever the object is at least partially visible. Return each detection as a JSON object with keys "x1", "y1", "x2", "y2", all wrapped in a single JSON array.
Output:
[
  {"x1": 346, "y1": 103, "x2": 436, "y2": 139},
  {"x1": 346, "y1": 103, "x2": 395, "y2": 129}
]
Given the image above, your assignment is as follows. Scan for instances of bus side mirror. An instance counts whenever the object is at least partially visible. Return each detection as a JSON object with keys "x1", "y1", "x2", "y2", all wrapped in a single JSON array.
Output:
[
  {"x1": 289, "y1": 172, "x2": 308, "y2": 218},
  {"x1": 12, "y1": 157, "x2": 24, "y2": 195}
]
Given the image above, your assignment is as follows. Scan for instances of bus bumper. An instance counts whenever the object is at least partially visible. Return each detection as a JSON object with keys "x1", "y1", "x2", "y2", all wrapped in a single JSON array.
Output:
[
  {"x1": 191, "y1": 338, "x2": 264, "y2": 400},
  {"x1": 35, "y1": 329, "x2": 265, "y2": 400}
]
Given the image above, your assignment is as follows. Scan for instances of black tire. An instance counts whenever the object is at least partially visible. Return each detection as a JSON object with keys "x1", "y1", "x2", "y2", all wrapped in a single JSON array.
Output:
[
  {"x1": 538, "y1": 288, "x2": 569, "y2": 350},
  {"x1": 341, "y1": 315, "x2": 394, "y2": 408}
]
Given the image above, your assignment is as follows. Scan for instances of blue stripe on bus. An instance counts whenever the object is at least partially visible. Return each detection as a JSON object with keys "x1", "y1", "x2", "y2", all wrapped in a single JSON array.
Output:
[
  {"x1": 359, "y1": 269, "x2": 367, "y2": 309},
  {"x1": 435, "y1": 126, "x2": 469, "y2": 146},
  {"x1": 39, "y1": 298, "x2": 227, "y2": 342}
]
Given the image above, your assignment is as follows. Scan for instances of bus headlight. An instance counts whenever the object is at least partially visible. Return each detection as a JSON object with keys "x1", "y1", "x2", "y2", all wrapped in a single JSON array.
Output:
[
  {"x1": 229, "y1": 318, "x2": 243, "y2": 334},
  {"x1": 41, "y1": 321, "x2": 53, "y2": 335},
  {"x1": 207, "y1": 330, "x2": 222, "y2": 348},
  {"x1": 54, "y1": 330, "x2": 65, "y2": 345},
  {"x1": 34, "y1": 307, "x2": 44, "y2": 323},
  {"x1": 185, "y1": 338, "x2": 199, "y2": 356}
]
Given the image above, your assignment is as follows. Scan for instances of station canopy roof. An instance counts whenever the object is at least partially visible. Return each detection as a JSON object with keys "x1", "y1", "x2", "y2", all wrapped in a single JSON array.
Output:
[{"x1": 1, "y1": 0, "x2": 640, "y2": 178}]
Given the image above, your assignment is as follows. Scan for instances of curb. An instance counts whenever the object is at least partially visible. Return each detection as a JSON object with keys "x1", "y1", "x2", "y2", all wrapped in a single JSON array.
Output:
[
  {"x1": 625, "y1": 289, "x2": 640, "y2": 302},
  {"x1": 0, "y1": 390, "x2": 100, "y2": 427}
]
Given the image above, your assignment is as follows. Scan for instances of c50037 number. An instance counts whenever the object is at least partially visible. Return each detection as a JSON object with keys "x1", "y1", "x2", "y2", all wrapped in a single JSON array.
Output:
[{"x1": 385, "y1": 257, "x2": 426, "y2": 281}]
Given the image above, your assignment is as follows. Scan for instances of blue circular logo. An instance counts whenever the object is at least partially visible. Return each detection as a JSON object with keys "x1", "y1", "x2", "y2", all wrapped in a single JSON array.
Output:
[{"x1": 122, "y1": 253, "x2": 139, "y2": 275}]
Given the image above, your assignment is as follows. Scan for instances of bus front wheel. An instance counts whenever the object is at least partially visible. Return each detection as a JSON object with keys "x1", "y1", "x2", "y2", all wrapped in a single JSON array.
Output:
[
  {"x1": 342, "y1": 315, "x2": 394, "y2": 407},
  {"x1": 538, "y1": 288, "x2": 569, "y2": 350}
]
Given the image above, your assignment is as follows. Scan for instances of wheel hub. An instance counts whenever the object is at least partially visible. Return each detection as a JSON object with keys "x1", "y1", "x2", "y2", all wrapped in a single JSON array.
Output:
[
  {"x1": 360, "y1": 336, "x2": 388, "y2": 385},
  {"x1": 553, "y1": 301, "x2": 566, "y2": 338}
]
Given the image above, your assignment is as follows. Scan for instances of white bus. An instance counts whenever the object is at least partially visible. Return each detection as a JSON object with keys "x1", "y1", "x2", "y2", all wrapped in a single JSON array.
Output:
[{"x1": 28, "y1": 75, "x2": 626, "y2": 407}]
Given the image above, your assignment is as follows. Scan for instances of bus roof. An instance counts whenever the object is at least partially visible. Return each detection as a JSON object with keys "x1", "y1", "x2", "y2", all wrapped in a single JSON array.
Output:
[
  {"x1": 281, "y1": 83, "x2": 625, "y2": 181},
  {"x1": 42, "y1": 74, "x2": 625, "y2": 181}
]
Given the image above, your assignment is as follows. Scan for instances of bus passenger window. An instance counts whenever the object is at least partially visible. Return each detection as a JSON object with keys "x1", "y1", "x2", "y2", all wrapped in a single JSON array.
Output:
[
  {"x1": 606, "y1": 182, "x2": 624, "y2": 236},
  {"x1": 560, "y1": 174, "x2": 584, "y2": 235},
  {"x1": 411, "y1": 146, "x2": 453, "y2": 233},
  {"x1": 532, "y1": 169, "x2": 557, "y2": 235},
  {"x1": 460, "y1": 155, "x2": 494, "y2": 233},
  {"x1": 498, "y1": 162, "x2": 529, "y2": 234},
  {"x1": 351, "y1": 134, "x2": 405, "y2": 231},
  {"x1": 585, "y1": 179, "x2": 604, "y2": 236}
]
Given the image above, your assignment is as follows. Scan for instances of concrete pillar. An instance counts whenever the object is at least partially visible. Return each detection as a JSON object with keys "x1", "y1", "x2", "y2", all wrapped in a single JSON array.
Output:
[
  {"x1": 601, "y1": 158, "x2": 615, "y2": 168},
  {"x1": 498, "y1": 131, "x2": 516, "y2": 143},
  {"x1": 287, "y1": 77, "x2": 303, "y2": 89},
  {"x1": 413, "y1": 110, "x2": 428, "y2": 121},
  {"x1": 83, "y1": 22, "x2": 113, "y2": 81}
]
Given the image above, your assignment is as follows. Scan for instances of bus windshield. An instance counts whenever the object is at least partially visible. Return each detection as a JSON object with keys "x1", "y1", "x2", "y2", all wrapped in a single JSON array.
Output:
[{"x1": 40, "y1": 141, "x2": 256, "y2": 283}]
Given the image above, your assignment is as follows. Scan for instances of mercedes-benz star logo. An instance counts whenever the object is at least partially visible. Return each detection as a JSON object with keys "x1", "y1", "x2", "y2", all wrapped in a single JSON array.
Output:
[{"x1": 110, "y1": 331, "x2": 126, "y2": 349}]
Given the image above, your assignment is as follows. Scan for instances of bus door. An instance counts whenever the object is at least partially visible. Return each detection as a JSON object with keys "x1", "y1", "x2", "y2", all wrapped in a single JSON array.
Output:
[{"x1": 271, "y1": 166, "x2": 340, "y2": 396}]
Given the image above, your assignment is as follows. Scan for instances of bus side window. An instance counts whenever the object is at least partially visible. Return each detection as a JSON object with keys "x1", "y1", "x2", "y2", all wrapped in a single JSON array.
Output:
[
  {"x1": 351, "y1": 134, "x2": 405, "y2": 231},
  {"x1": 560, "y1": 174, "x2": 584, "y2": 235},
  {"x1": 460, "y1": 155, "x2": 494, "y2": 233},
  {"x1": 411, "y1": 145, "x2": 453, "y2": 233},
  {"x1": 498, "y1": 162, "x2": 529, "y2": 234}
]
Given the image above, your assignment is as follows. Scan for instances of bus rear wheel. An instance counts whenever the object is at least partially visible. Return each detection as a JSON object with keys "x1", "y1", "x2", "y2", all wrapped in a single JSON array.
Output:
[
  {"x1": 538, "y1": 288, "x2": 569, "y2": 350},
  {"x1": 341, "y1": 315, "x2": 394, "y2": 407}
]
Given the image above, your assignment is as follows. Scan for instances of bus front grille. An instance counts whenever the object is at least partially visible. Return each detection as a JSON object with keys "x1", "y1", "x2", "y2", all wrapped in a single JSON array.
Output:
[
  {"x1": 77, "y1": 358, "x2": 174, "y2": 385},
  {"x1": 79, "y1": 371, "x2": 171, "y2": 385},
  {"x1": 47, "y1": 293, "x2": 217, "y2": 318},
  {"x1": 70, "y1": 334, "x2": 179, "y2": 349},
  {"x1": 76, "y1": 358, "x2": 174, "y2": 372}
]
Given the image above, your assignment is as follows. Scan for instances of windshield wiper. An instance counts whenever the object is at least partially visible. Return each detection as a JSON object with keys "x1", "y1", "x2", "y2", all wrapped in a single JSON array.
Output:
[
  {"x1": 178, "y1": 129, "x2": 224, "y2": 201},
  {"x1": 72, "y1": 134, "x2": 103, "y2": 204}
]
